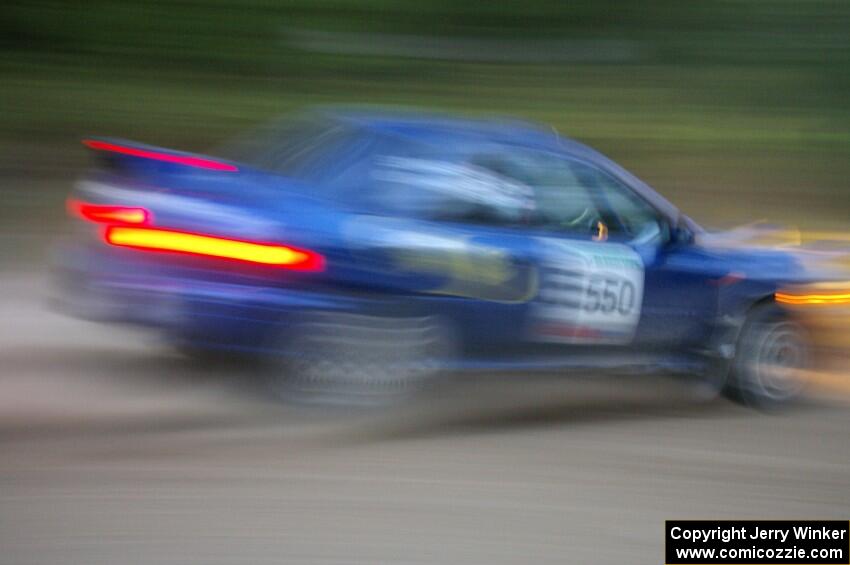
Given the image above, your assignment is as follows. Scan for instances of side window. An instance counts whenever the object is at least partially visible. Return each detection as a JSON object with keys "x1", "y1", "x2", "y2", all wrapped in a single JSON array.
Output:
[
  {"x1": 366, "y1": 144, "x2": 662, "y2": 241},
  {"x1": 520, "y1": 154, "x2": 605, "y2": 236},
  {"x1": 514, "y1": 152, "x2": 662, "y2": 241},
  {"x1": 370, "y1": 153, "x2": 534, "y2": 226},
  {"x1": 578, "y1": 164, "x2": 664, "y2": 241}
]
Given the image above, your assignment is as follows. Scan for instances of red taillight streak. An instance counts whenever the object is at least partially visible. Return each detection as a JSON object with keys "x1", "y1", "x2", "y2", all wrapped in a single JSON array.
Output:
[
  {"x1": 68, "y1": 199, "x2": 151, "y2": 225},
  {"x1": 104, "y1": 226, "x2": 325, "y2": 271},
  {"x1": 82, "y1": 139, "x2": 238, "y2": 172}
]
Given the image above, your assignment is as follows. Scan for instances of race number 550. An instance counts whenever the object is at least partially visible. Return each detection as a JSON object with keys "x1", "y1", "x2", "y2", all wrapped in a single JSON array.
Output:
[{"x1": 584, "y1": 274, "x2": 636, "y2": 316}]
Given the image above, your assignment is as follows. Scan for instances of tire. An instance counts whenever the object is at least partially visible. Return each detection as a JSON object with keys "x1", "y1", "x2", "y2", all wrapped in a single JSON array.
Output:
[
  {"x1": 173, "y1": 342, "x2": 244, "y2": 367},
  {"x1": 725, "y1": 303, "x2": 809, "y2": 408},
  {"x1": 265, "y1": 311, "x2": 455, "y2": 406}
]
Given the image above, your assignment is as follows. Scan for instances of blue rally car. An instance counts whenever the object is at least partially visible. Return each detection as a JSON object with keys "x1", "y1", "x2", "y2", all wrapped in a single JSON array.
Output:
[{"x1": 53, "y1": 108, "x2": 844, "y2": 406}]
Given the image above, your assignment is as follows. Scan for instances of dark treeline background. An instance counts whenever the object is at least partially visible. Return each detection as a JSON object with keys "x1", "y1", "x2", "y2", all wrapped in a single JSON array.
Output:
[{"x1": 2, "y1": 0, "x2": 849, "y2": 227}]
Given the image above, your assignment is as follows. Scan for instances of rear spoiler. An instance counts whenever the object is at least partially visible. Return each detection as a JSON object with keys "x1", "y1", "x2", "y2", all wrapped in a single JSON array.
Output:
[{"x1": 82, "y1": 137, "x2": 239, "y2": 173}]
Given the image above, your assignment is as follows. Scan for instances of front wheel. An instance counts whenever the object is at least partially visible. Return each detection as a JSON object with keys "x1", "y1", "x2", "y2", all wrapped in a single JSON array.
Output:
[{"x1": 725, "y1": 303, "x2": 809, "y2": 408}]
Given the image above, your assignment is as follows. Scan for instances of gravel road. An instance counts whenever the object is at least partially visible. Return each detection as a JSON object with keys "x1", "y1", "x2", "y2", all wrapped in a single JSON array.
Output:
[{"x1": 1, "y1": 269, "x2": 848, "y2": 565}]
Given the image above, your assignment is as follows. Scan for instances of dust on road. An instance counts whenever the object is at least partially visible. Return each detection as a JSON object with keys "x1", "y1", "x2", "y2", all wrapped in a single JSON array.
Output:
[{"x1": 1, "y1": 270, "x2": 849, "y2": 565}]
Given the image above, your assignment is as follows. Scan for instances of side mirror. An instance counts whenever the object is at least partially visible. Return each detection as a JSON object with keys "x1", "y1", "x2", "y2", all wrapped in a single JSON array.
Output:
[{"x1": 669, "y1": 221, "x2": 694, "y2": 246}]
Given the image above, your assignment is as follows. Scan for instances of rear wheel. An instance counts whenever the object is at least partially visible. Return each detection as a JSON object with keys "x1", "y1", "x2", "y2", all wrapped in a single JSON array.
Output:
[
  {"x1": 725, "y1": 303, "x2": 808, "y2": 408},
  {"x1": 173, "y1": 343, "x2": 245, "y2": 367},
  {"x1": 266, "y1": 311, "x2": 455, "y2": 406}
]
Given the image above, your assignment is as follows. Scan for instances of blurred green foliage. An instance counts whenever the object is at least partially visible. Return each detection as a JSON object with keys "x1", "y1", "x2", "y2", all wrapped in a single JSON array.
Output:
[{"x1": 1, "y1": 1, "x2": 849, "y2": 226}]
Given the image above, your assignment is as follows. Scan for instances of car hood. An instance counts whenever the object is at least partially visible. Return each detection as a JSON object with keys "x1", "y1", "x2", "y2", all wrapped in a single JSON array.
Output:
[{"x1": 695, "y1": 222, "x2": 850, "y2": 284}]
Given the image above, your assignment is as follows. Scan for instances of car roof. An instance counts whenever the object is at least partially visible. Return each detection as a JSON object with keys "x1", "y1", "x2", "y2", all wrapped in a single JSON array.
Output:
[{"x1": 316, "y1": 107, "x2": 579, "y2": 152}]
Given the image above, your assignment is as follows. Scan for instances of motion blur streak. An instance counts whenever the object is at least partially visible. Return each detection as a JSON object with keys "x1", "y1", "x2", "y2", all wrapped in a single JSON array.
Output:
[
  {"x1": 776, "y1": 291, "x2": 850, "y2": 306},
  {"x1": 68, "y1": 199, "x2": 150, "y2": 225},
  {"x1": 82, "y1": 139, "x2": 239, "y2": 172},
  {"x1": 104, "y1": 226, "x2": 325, "y2": 270},
  {"x1": 2, "y1": 2, "x2": 850, "y2": 564}
]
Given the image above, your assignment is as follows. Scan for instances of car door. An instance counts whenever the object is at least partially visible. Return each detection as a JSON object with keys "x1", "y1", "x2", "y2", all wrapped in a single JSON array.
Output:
[
  {"x1": 492, "y1": 151, "x2": 650, "y2": 349},
  {"x1": 561, "y1": 158, "x2": 717, "y2": 347},
  {"x1": 473, "y1": 149, "x2": 713, "y2": 353},
  {"x1": 340, "y1": 144, "x2": 542, "y2": 353}
]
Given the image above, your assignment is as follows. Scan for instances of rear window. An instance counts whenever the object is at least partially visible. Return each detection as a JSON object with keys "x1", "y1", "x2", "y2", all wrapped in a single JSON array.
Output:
[{"x1": 217, "y1": 117, "x2": 353, "y2": 178}]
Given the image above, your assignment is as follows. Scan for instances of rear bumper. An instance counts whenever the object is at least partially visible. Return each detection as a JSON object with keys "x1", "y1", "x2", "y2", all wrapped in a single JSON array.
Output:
[{"x1": 50, "y1": 240, "x2": 362, "y2": 352}]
